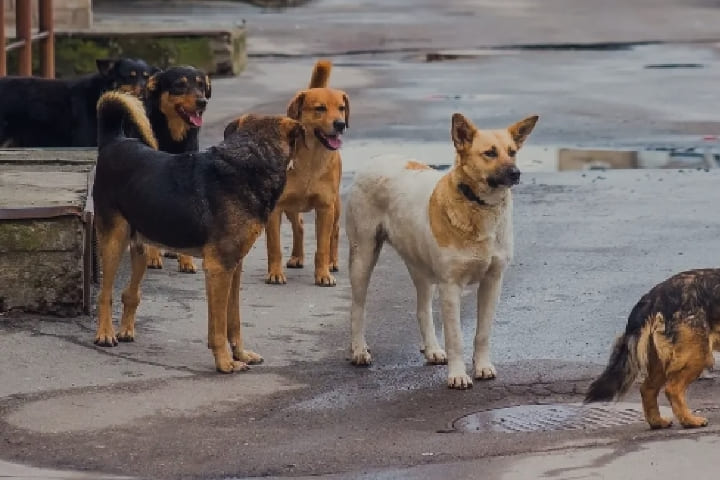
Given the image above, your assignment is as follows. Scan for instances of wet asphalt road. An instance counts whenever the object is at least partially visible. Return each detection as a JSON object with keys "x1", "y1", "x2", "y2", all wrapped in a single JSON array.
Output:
[{"x1": 3, "y1": 0, "x2": 720, "y2": 478}]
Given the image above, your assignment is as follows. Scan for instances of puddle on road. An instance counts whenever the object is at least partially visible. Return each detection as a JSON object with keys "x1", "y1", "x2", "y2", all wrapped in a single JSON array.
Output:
[
  {"x1": 342, "y1": 140, "x2": 720, "y2": 174},
  {"x1": 453, "y1": 402, "x2": 673, "y2": 433}
]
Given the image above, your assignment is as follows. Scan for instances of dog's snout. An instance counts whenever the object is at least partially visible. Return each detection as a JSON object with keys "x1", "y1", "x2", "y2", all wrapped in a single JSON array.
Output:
[
  {"x1": 506, "y1": 165, "x2": 521, "y2": 184},
  {"x1": 333, "y1": 119, "x2": 346, "y2": 133},
  {"x1": 196, "y1": 97, "x2": 208, "y2": 110}
]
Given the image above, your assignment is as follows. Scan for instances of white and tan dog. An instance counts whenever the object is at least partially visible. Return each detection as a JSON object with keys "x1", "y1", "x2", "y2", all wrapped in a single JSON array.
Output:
[{"x1": 345, "y1": 112, "x2": 538, "y2": 388}]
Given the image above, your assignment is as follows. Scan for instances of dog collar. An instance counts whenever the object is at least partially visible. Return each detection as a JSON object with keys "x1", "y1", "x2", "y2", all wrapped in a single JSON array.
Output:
[{"x1": 458, "y1": 183, "x2": 487, "y2": 206}]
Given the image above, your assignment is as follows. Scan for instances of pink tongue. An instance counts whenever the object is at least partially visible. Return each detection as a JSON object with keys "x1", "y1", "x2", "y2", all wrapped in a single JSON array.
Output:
[
  {"x1": 326, "y1": 135, "x2": 342, "y2": 149},
  {"x1": 188, "y1": 112, "x2": 203, "y2": 127}
]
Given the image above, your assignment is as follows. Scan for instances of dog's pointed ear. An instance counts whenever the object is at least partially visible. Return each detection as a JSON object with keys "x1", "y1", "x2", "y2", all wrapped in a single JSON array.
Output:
[
  {"x1": 508, "y1": 115, "x2": 539, "y2": 149},
  {"x1": 96, "y1": 58, "x2": 116, "y2": 77},
  {"x1": 146, "y1": 72, "x2": 159, "y2": 94},
  {"x1": 204, "y1": 74, "x2": 212, "y2": 99},
  {"x1": 451, "y1": 113, "x2": 476, "y2": 152},
  {"x1": 287, "y1": 92, "x2": 306, "y2": 120},
  {"x1": 342, "y1": 92, "x2": 350, "y2": 129}
]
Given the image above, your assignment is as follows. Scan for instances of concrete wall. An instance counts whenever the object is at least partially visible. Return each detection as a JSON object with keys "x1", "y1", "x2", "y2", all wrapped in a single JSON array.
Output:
[{"x1": 4, "y1": 0, "x2": 92, "y2": 32}]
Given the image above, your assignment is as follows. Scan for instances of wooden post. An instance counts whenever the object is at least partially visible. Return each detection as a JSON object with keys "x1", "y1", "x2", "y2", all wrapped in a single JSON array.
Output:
[
  {"x1": 39, "y1": 0, "x2": 54, "y2": 78},
  {"x1": 0, "y1": 3, "x2": 6, "y2": 77},
  {"x1": 16, "y1": 0, "x2": 33, "y2": 76}
]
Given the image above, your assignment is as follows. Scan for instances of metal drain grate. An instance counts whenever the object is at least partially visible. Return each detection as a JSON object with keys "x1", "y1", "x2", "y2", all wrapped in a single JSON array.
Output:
[{"x1": 453, "y1": 402, "x2": 672, "y2": 433}]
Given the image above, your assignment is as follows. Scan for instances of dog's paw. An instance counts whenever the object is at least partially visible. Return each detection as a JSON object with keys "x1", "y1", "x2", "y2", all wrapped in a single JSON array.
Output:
[
  {"x1": 423, "y1": 347, "x2": 448, "y2": 365},
  {"x1": 233, "y1": 348, "x2": 264, "y2": 365},
  {"x1": 286, "y1": 257, "x2": 304, "y2": 269},
  {"x1": 163, "y1": 251, "x2": 178, "y2": 259},
  {"x1": 94, "y1": 328, "x2": 118, "y2": 347},
  {"x1": 350, "y1": 346, "x2": 372, "y2": 366},
  {"x1": 473, "y1": 362, "x2": 497, "y2": 380},
  {"x1": 265, "y1": 271, "x2": 287, "y2": 284},
  {"x1": 214, "y1": 352, "x2": 250, "y2": 374},
  {"x1": 680, "y1": 415, "x2": 708, "y2": 429},
  {"x1": 315, "y1": 272, "x2": 336, "y2": 287},
  {"x1": 116, "y1": 326, "x2": 135, "y2": 342},
  {"x1": 146, "y1": 252, "x2": 163, "y2": 269},
  {"x1": 177, "y1": 255, "x2": 197, "y2": 274},
  {"x1": 648, "y1": 417, "x2": 673, "y2": 429},
  {"x1": 330, "y1": 262, "x2": 339, "y2": 273},
  {"x1": 448, "y1": 373, "x2": 473, "y2": 389}
]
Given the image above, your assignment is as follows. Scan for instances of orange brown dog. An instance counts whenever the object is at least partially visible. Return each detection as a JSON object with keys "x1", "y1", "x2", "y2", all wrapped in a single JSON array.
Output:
[
  {"x1": 586, "y1": 269, "x2": 720, "y2": 428},
  {"x1": 263, "y1": 59, "x2": 348, "y2": 286},
  {"x1": 93, "y1": 91, "x2": 303, "y2": 372}
]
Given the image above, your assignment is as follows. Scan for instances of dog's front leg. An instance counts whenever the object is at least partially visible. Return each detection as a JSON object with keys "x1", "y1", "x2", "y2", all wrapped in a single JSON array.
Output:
[
  {"x1": 314, "y1": 205, "x2": 336, "y2": 286},
  {"x1": 227, "y1": 261, "x2": 263, "y2": 366},
  {"x1": 204, "y1": 256, "x2": 246, "y2": 373},
  {"x1": 439, "y1": 283, "x2": 471, "y2": 389},
  {"x1": 265, "y1": 208, "x2": 287, "y2": 284},
  {"x1": 473, "y1": 270, "x2": 503, "y2": 380}
]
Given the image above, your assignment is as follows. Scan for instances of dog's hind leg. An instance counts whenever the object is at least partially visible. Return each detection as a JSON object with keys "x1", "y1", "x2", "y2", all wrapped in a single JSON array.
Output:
[
  {"x1": 664, "y1": 316, "x2": 711, "y2": 428},
  {"x1": 286, "y1": 211, "x2": 305, "y2": 269},
  {"x1": 473, "y1": 269, "x2": 504, "y2": 380},
  {"x1": 204, "y1": 253, "x2": 246, "y2": 373},
  {"x1": 329, "y1": 193, "x2": 341, "y2": 272},
  {"x1": 348, "y1": 220, "x2": 384, "y2": 366},
  {"x1": 94, "y1": 216, "x2": 130, "y2": 347},
  {"x1": 265, "y1": 209, "x2": 287, "y2": 284},
  {"x1": 408, "y1": 268, "x2": 445, "y2": 365},
  {"x1": 640, "y1": 350, "x2": 672, "y2": 429},
  {"x1": 314, "y1": 204, "x2": 337, "y2": 286},
  {"x1": 440, "y1": 283, "x2": 472, "y2": 389},
  {"x1": 227, "y1": 261, "x2": 263, "y2": 366},
  {"x1": 117, "y1": 241, "x2": 148, "y2": 342}
]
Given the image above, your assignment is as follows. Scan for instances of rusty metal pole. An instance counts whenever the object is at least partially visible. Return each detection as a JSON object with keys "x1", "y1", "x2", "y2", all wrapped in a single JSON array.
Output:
[
  {"x1": 0, "y1": 3, "x2": 6, "y2": 77},
  {"x1": 39, "y1": 0, "x2": 54, "y2": 78},
  {"x1": 16, "y1": 0, "x2": 32, "y2": 76}
]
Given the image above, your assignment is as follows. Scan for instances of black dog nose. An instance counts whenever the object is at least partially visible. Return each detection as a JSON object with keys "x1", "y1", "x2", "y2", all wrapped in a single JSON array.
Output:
[
  {"x1": 333, "y1": 120, "x2": 346, "y2": 133},
  {"x1": 506, "y1": 165, "x2": 521, "y2": 183},
  {"x1": 196, "y1": 98, "x2": 208, "y2": 109}
]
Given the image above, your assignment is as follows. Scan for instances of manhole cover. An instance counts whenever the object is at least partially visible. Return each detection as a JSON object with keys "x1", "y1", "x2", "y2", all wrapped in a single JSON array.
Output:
[{"x1": 453, "y1": 403, "x2": 673, "y2": 433}]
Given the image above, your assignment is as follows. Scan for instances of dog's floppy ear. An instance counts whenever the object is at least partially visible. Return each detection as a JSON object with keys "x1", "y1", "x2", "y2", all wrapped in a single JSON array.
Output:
[
  {"x1": 507, "y1": 115, "x2": 539, "y2": 149},
  {"x1": 342, "y1": 92, "x2": 350, "y2": 129},
  {"x1": 451, "y1": 113, "x2": 476, "y2": 152},
  {"x1": 288, "y1": 121, "x2": 307, "y2": 154},
  {"x1": 204, "y1": 75, "x2": 212, "y2": 99},
  {"x1": 96, "y1": 58, "x2": 116, "y2": 77},
  {"x1": 287, "y1": 91, "x2": 306, "y2": 120}
]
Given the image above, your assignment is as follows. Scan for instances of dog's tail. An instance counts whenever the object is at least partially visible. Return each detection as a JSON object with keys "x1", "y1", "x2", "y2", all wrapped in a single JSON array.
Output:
[
  {"x1": 97, "y1": 91, "x2": 158, "y2": 150},
  {"x1": 308, "y1": 59, "x2": 332, "y2": 88},
  {"x1": 585, "y1": 300, "x2": 657, "y2": 403}
]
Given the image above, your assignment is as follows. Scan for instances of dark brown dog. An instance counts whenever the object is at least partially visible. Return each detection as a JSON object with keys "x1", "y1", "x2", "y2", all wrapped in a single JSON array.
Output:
[
  {"x1": 93, "y1": 91, "x2": 303, "y2": 372},
  {"x1": 586, "y1": 269, "x2": 720, "y2": 428}
]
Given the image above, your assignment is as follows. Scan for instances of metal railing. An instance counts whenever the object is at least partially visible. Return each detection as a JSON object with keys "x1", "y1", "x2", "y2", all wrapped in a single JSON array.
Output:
[{"x1": 0, "y1": 0, "x2": 55, "y2": 78}]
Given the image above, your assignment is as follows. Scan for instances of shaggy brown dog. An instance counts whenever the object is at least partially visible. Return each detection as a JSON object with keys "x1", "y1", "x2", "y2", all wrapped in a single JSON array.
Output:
[
  {"x1": 586, "y1": 269, "x2": 720, "y2": 428},
  {"x1": 93, "y1": 91, "x2": 303, "y2": 372}
]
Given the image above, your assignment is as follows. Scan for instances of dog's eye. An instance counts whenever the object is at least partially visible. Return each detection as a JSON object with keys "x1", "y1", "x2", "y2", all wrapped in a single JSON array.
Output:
[
  {"x1": 508, "y1": 149, "x2": 517, "y2": 157},
  {"x1": 338, "y1": 105, "x2": 346, "y2": 112},
  {"x1": 314, "y1": 105, "x2": 327, "y2": 113},
  {"x1": 484, "y1": 148, "x2": 498, "y2": 158},
  {"x1": 142, "y1": 71, "x2": 149, "y2": 78},
  {"x1": 130, "y1": 71, "x2": 137, "y2": 77}
]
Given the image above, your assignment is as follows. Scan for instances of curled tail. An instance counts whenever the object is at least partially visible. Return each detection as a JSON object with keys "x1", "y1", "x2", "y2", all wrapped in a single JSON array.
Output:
[
  {"x1": 96, "y1": 91, "x2": 158, "y2": 150},
  {"x1": 308, "y1": 59, "x2": 332, "y2": 88},
  {"x1": 585, "y1": 300, "x2": 654, "y2": 402}
]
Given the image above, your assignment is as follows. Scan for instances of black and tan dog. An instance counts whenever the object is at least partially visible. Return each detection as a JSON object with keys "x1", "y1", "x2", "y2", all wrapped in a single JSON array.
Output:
[
  {"x1": 0, "y1": 58, "x2": 153, "y2": 147},
  {"x1": 586, "y1": 269, "x2": 720, "y2": 428},
  {"x1": 93, "y1": 91, "x2": 304, "y2": 372},
  {"x1": 140, "y1": 66, "x2": 212, "y2": 273}
]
